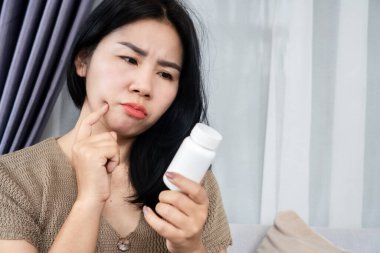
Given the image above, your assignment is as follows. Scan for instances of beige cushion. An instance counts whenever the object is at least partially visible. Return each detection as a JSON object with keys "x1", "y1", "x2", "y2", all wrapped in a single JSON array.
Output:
[{"x1": 256, "y1": 211, "x2": 351, "y2": 253}]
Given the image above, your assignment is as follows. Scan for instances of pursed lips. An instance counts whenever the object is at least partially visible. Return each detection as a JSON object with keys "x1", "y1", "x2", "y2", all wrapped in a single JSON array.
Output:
[{"x1": 121, "y1": 103, "x2": 147, "y2": 119}]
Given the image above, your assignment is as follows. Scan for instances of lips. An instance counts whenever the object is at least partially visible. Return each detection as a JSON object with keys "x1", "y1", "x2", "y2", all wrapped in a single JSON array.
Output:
[{"x1": 121, "y1": 103, "x2": 147, "y2": 119}]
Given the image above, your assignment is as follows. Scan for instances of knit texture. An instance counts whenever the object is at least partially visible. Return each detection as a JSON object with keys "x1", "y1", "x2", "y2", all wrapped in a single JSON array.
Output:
[{"x1": 0, "y1": 138, "x2": 232, "y2": 252}]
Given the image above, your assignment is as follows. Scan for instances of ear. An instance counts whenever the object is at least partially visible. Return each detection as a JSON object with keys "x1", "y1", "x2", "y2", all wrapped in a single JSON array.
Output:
[{"x1": 74, "y1": 50, "x2": 89, "y2": 77}]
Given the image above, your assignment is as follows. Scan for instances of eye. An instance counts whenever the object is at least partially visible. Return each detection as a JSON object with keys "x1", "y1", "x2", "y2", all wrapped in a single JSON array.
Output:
[
  {"x1": 158, "y1": 72, "x2": 173, "y2": 81},
  {"x1": 120, "y1": 56, "x2": 138, "y2": 65}
]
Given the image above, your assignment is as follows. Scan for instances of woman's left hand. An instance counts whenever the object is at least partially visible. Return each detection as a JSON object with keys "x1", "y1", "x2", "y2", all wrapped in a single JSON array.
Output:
[{"x1": 143, "y1": 172, "x2": 209, "y2": 253}]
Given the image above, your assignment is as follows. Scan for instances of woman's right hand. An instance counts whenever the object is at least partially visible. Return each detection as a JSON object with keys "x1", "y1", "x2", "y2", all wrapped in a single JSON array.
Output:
[
  {"x1": 71, "y1": 104, "x2": 120, "y2": 207},
  {"x1": 48, "y1": 104, "x2": 120, "y2": 252}
]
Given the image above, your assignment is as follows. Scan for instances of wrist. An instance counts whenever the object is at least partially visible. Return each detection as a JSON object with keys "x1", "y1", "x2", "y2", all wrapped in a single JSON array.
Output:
[{"x1": 74, "y1": 198, "x2": 105, "y2": 215}]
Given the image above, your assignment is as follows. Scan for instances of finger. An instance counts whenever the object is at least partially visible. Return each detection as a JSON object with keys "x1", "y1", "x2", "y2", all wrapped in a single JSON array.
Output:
[
  {"x1": 78, "y1": 144, "x2": 119, "y2": 170},
  {"x1": 165, "y1": 172, "x2": 208, "y2": 205},
  {"x1": 75, "y1": 132, "x2": 120, "y2": 173},
  {"x1": 155, "y1": 202, "x2": 188, "y2": 228},
  {"x1": 159, "y1": 190, "x2": 195, "y2": 216},
  {"x1": 143, "y1": 206, "x2": 181, "y2": 239},
  {"x1": 84, "y1": 132, "x2": 117, "y2": 146},
  {"x1": 98, "y1": 145, "x2": 120, "y2": 172},
  {"x1": 105, "y1": 151, "x2": 120, "y2": 173},
  {"x1": 75, "y1": 103, "x2": 109, "y2": 141}
]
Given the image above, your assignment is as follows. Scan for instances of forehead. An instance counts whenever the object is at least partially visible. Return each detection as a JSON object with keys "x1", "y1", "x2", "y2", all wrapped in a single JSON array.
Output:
[{"x1": 100, "y1": 19, "x2": 183, "y2": 57}]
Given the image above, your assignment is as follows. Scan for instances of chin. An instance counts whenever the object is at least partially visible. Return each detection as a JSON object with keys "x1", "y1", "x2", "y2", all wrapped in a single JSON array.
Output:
[
  {"x1": 105, "y1": 112, "x2": 155, "y2": 137},
  {"x1": 108, "y1": 120, "x2": 146, "y2": 137}
]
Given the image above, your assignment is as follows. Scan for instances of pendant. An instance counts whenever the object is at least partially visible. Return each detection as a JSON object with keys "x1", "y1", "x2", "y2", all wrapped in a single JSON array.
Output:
[{"x1": 117, "y1": 238, "x2": 130, "y2": 252}]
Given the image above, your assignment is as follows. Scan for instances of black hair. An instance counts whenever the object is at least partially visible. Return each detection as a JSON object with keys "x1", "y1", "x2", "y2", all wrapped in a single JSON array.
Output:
[{"x1": 66, "y1": 0, "x2": 208, "y2": 209}]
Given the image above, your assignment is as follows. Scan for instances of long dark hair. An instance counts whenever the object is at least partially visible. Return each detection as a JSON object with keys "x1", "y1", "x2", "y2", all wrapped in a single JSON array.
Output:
[{"x1": 66, "y1": 0, "x2": 207, "y2": 209}]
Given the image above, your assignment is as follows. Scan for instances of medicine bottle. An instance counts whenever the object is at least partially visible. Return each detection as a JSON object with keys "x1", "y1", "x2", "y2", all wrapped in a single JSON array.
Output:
[{"x1": 163, "y1": 123, "x2": 223, "y2": 191}]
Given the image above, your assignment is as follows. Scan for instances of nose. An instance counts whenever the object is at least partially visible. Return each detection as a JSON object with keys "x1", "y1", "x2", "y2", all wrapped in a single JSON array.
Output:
[{"x1": 129, "y1": 70, "x2": 153, "y2": 98}]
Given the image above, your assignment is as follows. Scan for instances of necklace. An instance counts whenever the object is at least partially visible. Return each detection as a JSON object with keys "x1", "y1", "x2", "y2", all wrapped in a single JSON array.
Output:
[{"x1": 117, "y1": 237, "x2": 130, "y2": 252}]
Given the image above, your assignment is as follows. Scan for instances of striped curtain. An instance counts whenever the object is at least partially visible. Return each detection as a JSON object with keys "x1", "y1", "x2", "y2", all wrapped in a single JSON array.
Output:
[{"x1": 0, "y1": 0, "x2": 94, "y2": 154}]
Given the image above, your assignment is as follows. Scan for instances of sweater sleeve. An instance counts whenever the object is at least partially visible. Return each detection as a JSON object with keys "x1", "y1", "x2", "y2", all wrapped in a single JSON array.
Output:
[
  {"x1": 0, "y1": 161, "x2": 41, "y2": 248},
  {"x1": 201, "y1": 170, "x2": 232, "y2": 253}
]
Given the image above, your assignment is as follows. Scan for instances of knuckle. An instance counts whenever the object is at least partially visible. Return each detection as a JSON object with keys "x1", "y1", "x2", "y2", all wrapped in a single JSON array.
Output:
[
  {"x1": 156, "y1": 203, "x2": 164, "y2": 213},
  {"x1": 158, "y1": 191, "x2": 167, "y2": 202},
  {"x1": 107, "y1": 140, "x2": 118, "y2": 151},
  {"x1": 193, "y1": 185, "x2": 204, "y2": 197},
  {"x1": 113, "y1": 145, "x2": 120, "y2": 154},
  {"x1": 178, "y1": 230, "x2": 186, "y2": 240},
  {"x1": 82, "y1": 148, "x2": 93, "y2": 158},
  {"x1": 156, "y1": 203, "x2": 169, "y2": 217},
  {"x1": 155, "y1": 222, "x2": 167, "y2": 234},
  {"x1": 73, "y1": 144, "x2": 94, "y2": 160},
  {"x1": 191, "y1": 224, "x2": 199, "y2": 234},
  {"x1": 200, "y1": 211, "x2": 208, "y2": 223},
  {"x1": 155, "y1": 202, "x2": 162, "y2": 211},
  {"x1": 171, "y1": 193, "x2": 182, "y2": 206},
  {"x1": 186, "y1": 224, "x2": 199, "y2": 238}
]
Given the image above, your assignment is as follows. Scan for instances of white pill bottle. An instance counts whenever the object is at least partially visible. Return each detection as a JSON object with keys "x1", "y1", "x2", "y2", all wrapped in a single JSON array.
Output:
[{"x1": 163, "y1": 123, "x2": 223, "y2": 191}]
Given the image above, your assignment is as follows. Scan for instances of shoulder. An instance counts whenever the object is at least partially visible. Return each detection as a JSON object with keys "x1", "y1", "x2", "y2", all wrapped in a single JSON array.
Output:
[
  {"x1": 0, "y1": 137, "x2": 66, "y2": 169},
  {"x1": 201, "y1": 169, "x2": 232, "y2": 252},
  {"x1": 201, "y1": 169, "x2": 226, "y2": 212},
  {"x1": 201, "y1": 169, "x2": 220, "y2": 195},
  {"x1": 0, "y1": 138, "x2": 76, "y2": 248},
  {"x1": 0, "y1": 138, "x2": 74, "y2": 209},
  {"x1": 0, "y1": 138, "x2": 72, "y2": 181}
]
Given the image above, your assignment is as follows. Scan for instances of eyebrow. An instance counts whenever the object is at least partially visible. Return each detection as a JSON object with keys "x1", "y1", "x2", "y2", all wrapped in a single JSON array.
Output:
[{"x1": 117, "y1": 41, "x2": 182, "y2": 72}]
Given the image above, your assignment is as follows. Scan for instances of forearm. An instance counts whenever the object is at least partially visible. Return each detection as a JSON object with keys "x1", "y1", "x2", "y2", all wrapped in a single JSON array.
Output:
[{"x1": 48, "y1": 200, "x2": 103, "y2": 253}]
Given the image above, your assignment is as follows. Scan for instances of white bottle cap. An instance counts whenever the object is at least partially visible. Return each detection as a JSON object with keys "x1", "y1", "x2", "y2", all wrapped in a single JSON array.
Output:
[{"x1": 190, "y1": 123, "x2": 223, "y2": 150}]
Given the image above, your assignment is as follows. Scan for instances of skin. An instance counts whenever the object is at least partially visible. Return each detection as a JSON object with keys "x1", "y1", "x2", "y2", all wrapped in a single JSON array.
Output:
[{"x1": 0, "y1": 19, "x2": 227, "y2": 253}]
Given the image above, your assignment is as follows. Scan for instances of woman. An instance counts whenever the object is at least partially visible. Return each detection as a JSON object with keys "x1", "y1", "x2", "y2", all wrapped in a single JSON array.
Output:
[{"x1": 0, "y1": 0, "x2": 231, "y2": 252}]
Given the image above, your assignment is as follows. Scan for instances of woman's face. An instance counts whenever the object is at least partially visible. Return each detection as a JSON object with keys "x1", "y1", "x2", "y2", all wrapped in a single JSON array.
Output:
[{"x1": 77, "y1": 19, "x2": 183, "y2": 138}]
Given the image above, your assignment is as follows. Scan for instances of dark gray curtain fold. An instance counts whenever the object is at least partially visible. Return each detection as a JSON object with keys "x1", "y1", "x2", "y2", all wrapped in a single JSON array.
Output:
[
  {"x1": 0, "y1": 0, "x2": 27, "y2": 95},
  {"x1": 0, "y1": 0, "x2": 94, "y2": 154}
]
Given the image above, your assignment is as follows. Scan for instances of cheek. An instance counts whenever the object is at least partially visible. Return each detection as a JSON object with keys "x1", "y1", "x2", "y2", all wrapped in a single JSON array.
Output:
[
  {"x1": 85, "y1": 61, "x2": 125, "y2": 101},
  {"x1": 88, "y1": 61, "x2": 119, "y2": 87},
  {"x1": 155, "y1": 86, "x2": 178, "y2": 114},
  {"x1": 163, "y1": 82, "x2": 178, "y2": 101},
  {"x1": 166, "y1": 89, "x2": 178, "y2": 108}
]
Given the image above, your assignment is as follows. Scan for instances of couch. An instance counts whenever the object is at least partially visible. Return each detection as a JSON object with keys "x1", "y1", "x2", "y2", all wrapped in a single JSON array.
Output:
[{"x1": 228, "y1": 223, "x2": 380, "y2": 253}]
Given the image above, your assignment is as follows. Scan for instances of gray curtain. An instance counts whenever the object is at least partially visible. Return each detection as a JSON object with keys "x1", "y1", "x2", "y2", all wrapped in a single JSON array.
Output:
[{"x1": 0, "y1": 0, "x2": 94, "y2": 154}]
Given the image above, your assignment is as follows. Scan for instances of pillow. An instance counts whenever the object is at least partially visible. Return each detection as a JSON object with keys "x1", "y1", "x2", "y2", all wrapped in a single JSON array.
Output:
[{"x1": 256, "y1": 210, "x2": 351, "y2": 253}]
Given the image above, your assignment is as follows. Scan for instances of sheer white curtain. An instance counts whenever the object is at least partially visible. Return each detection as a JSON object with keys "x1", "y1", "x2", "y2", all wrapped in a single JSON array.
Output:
[
  {"x1": 189, "y1": 0, "x2": 380, "y2": 228},
  {"x1": 42, "y1": 0, "x2": 380, "y2": 228}
]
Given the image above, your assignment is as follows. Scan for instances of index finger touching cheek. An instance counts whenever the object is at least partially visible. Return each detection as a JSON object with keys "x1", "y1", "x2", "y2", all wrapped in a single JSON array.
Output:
[{"x1": 75, "y1": 103, "x2": 109, "y2": 141}]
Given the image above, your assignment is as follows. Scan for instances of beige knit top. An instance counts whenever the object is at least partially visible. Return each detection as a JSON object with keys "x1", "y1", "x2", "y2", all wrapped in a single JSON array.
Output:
[{"x1": 0, "y1": 138, "x2": 232, "y2": 252}]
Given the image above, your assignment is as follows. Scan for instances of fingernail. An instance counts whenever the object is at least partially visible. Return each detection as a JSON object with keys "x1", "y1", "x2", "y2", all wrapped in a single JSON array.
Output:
[
  {"x1": 143, "y1": 205, "x2": 150, "y2": 215},
  {"x1": 165, "y1": 172, "x2": 175, "y2": 180}
]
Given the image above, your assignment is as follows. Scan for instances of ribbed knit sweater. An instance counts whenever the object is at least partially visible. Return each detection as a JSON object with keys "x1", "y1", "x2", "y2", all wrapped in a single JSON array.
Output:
[{"x1": 0, "y1": 138, "x2": 232, "y2": 252}]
